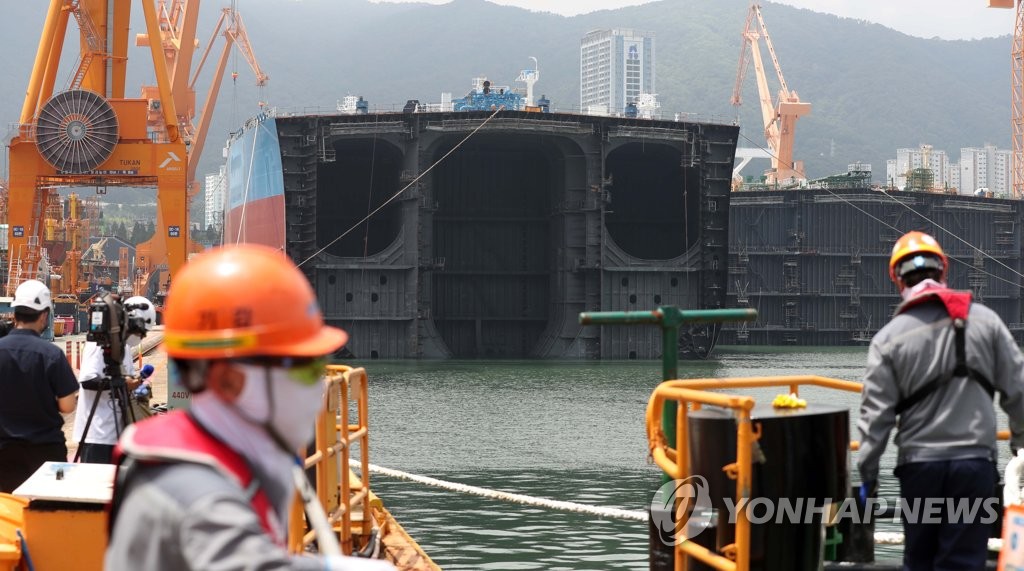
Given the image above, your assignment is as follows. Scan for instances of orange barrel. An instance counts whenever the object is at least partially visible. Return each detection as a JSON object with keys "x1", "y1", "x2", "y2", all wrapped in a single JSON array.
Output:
[{"x1": 688, "y1": 404, "x2": 849, "y2": 570}]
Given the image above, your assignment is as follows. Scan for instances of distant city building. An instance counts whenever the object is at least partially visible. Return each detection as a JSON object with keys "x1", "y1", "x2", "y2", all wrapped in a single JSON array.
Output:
[
  {"x1": 959, "y1": 144, "x2": 1011, "y2": 197},
  {"x1": 947, "y1": 160, "x2": 961, "y2": 192},
  {"x1": 885, "y1": 159, "x2": 897, "y2": 189},
  {"x1": 205, "y1": 165, "x2": 227, "y2": 230},
  {"x1": 891, "y1": 144, "x2": 950, "y2": 190},
  {"x1": 580, "y1": 29, "x2": 655, "y2": 116}
]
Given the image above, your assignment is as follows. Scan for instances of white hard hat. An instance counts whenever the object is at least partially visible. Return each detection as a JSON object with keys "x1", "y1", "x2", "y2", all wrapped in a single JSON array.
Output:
[
  {"x1": 124, "y1": 296, "x2": 156, "y2": 330},
  {"x1": 12, "y1": 280, "x2": 51, "y2": 311}
]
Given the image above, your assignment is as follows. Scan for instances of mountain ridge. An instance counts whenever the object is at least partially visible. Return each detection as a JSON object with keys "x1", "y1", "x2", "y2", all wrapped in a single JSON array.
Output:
[{"x1": 0, "y1": 0, "x2": 1012, "y2": 194}]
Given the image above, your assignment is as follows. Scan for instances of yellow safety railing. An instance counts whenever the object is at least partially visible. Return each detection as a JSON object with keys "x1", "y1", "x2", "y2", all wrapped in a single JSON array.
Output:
[
  {"x1": 289, "y1": 365, "x2": 375, "y2": 555},
  {"x1": 645, "y1": 375, "x2": 862, "y2": 571}
]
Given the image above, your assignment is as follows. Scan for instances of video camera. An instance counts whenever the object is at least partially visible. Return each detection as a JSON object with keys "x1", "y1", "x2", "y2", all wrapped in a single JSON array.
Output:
[
  {"x1": 75, "y1": 293, "x2": 154, "y2": 458},
  {"x1": 87, "y1": 292, "x2": 150, "y2": 372}
]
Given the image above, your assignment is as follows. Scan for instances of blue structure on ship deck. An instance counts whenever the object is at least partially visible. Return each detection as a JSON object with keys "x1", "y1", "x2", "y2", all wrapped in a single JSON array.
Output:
[{"x1": 452, "y1": 78, "x2": 524, "y2": 111}]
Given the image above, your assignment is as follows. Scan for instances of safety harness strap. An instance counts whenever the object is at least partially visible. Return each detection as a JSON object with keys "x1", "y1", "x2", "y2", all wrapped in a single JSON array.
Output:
[
  {"x1": 107, "y1": 412, "x2": 281, "y2": 543},
  {"x1": 894, "y1": 290, "x2": 995, "y2": 415}
]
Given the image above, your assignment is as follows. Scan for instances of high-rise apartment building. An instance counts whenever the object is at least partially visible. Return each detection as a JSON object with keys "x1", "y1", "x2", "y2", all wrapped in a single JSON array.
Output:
[
  {"x1": 960, "y1": 144, "x2": 1011, "y2": 196},
  {"x1": 580, "y1": 29, "x2": 655, "y2": 115},
  {"x1": 205, "y1": 165, "x2": 227, "y2": 231}
]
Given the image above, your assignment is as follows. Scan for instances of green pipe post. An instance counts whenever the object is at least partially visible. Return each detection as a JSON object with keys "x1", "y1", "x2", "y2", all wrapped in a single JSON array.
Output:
[
  {"x1": 579, "y1": 307, "x2": 757, "y2": 451},
  {"x1": 581, "y1": 306, "x2": 757, "y2": 564}
]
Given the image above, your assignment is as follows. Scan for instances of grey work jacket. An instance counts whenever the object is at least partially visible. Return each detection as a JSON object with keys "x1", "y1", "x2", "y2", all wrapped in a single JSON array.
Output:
[
  {"x1": 104, "y1": 461, "x2": 327, "y2": 570},
  {"x1": 857, "y1": 298, "x2": 1024, "y2": 483}
]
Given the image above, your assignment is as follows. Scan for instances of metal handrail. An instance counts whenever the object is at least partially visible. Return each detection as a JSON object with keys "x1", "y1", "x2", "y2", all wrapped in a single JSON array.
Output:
[
  {"x1": 645, "y1": 375, "x2": 863, "y2": 571},
  {"x1": 288, "y1": 365, "x2": 373, "y2": 555}
]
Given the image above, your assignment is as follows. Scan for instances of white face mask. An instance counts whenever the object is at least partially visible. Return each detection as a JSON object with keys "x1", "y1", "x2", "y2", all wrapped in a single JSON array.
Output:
[
  {"x1": 900, "y1": 278, "x2": 946, "y2": 301},
  {"x1": 232, "y1": 363, "x2": 326, "y2": 453}
]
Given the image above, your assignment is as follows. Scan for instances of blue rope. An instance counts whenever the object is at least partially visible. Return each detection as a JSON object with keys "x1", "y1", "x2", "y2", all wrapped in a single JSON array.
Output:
[{"x1": 15, "y1": 529, "x2": 35, "y2": 571}]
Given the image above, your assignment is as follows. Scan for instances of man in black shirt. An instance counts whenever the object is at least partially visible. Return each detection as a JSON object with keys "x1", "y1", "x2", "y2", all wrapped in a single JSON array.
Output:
[{"x1": 0, "y1": 280, "x2": 79, "y2": 492}]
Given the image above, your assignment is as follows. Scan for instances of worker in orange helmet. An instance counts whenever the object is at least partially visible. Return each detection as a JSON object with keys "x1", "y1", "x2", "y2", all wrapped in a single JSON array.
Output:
[
  {"x1": 104, "y1": 244, "x2": 394, "y2": 570},
  {"x1": 858, "y1": 231, "x2": 1024, "y2": 570}
]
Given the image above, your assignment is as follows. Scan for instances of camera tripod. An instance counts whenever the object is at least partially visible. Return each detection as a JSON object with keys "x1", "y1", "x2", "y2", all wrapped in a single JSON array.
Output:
[{"x1": 72, "y1": 372, "x2": 137, "y2": 463}]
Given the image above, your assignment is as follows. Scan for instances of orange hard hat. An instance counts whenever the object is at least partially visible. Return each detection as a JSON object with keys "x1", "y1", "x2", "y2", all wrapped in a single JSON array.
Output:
[
  {"x1": 888, "y1": 231, "x2": 947, "y2": 285},
  {"x1": 163, "y1": 244, "x2": 347, "y2": 359}
]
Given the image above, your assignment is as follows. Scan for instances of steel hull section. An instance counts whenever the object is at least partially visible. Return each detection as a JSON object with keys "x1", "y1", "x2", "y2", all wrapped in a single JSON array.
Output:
[
  {"x1": 723, "y1": 188, "x2": 1024, "y2": 345},
  {"x1": 224, "y1": 115, "x2": 285, "y2": 250},
  {"x1": 226, "y1": 110, "x2": 738, "y2": 359}
]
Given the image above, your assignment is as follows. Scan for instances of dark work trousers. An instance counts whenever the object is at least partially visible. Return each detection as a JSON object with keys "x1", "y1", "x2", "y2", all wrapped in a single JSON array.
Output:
[
  {"x1": 896, "y1": 458, "x2": 997, "y2": 571},
  {"x1": 0, "y1": 440, "x2": 67, "y2": 492},
  {"x1": 77, "y1": 442, "x2": 115, "y2": 464}
]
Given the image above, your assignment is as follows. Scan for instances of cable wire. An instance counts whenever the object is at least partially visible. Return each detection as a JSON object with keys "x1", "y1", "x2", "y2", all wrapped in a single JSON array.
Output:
[
  {"x1": 234, "y1": 120, "x2": 260, "y2": 244},
  {"x1": 297, "y1": 108, "x2": 502, "y2": 268}
]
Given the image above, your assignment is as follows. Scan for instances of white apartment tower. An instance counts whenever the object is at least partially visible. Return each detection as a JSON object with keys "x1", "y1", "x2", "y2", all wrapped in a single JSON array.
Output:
[
  {"x1": 580, "y1": 29, "x2": 655, "y2": 115},
  {"x1": 960, "y1": 144, "x2": 1011, "y2": 196},
  {"x1": 205, "y1": 165, "x2": 227, "y2": 230}
]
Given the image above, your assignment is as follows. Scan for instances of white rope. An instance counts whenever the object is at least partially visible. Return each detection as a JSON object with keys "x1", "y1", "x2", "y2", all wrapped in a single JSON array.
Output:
[
  {"x1": 367, "y1": 464, "x2": 1004, "y2": 552},
  {"x1": 368, "y1": 463, "x2": 647, "y2": 521},
  {"x1": 873, "y1": 531, "x2": 903, "y2": 545}
]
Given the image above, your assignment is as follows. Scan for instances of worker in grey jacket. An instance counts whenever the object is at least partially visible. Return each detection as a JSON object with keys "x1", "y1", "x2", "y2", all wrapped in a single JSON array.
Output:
[
  {"x1": 858, "y1": 231, "x2": 1024, "y2": 570},
  {"x1": 105, "y1": 245, "x2": 394, "y2": 571}
]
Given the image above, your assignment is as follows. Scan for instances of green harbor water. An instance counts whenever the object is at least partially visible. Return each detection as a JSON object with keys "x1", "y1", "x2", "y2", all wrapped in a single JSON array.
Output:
[{"x1": 360, "y1": 347, "x2": 1016, "y2": 570}]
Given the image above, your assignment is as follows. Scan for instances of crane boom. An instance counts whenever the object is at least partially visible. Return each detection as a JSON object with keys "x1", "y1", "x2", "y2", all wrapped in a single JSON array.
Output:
[
  {"x1": 133, "y1": 1, "x2": 267, "y2": 295},
  {"x1": 754, "y1": 7, "x2": 791, "y2": 95},
  {"x1": 731, "y1": 3, "x2": 811, "y2": 186},
  {"x1": 189, "y1": 8, "x2": 269, "y2": 185},
  {"x1": 730, "y1": 8, "x2": 755, "y2": 106}
]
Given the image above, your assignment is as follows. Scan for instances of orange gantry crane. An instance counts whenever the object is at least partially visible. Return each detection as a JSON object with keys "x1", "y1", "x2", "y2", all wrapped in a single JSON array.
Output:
[
  {"x1": 731, "y1": 3, "x2": 812, "y2": 186},
  {"x1": 8, "y1": 0, "x2": 188, "y2": 297},
  {"x1": 7, "y1": 0, "x2": 266, "y2": 299},
  {"x1": 989, "y1": 0, "x2": 1024, "y2": 198}
]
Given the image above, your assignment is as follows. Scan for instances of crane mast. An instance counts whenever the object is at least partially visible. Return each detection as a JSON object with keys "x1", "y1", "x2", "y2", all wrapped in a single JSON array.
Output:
[
  {"x1": 989, "y1": 0, "x2": 1024, "y2": 198},
  {"x1": 731, "y1": 3, "x2": 811, "y2": 186}
]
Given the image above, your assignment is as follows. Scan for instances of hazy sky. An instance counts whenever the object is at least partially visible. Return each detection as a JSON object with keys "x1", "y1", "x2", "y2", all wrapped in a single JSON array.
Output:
[{"x1": 371, "y1": 0, "x2": 1014, "y2": 41}]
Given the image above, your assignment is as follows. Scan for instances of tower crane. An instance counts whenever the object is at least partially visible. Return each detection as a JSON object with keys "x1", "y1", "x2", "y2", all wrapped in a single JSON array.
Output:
[
  {"x1": 989, "y1": 0, "x2": 1024, "y2": 198},
  {"x1": 731, "y1": 3, "x2": 812, "y2": 186}
]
